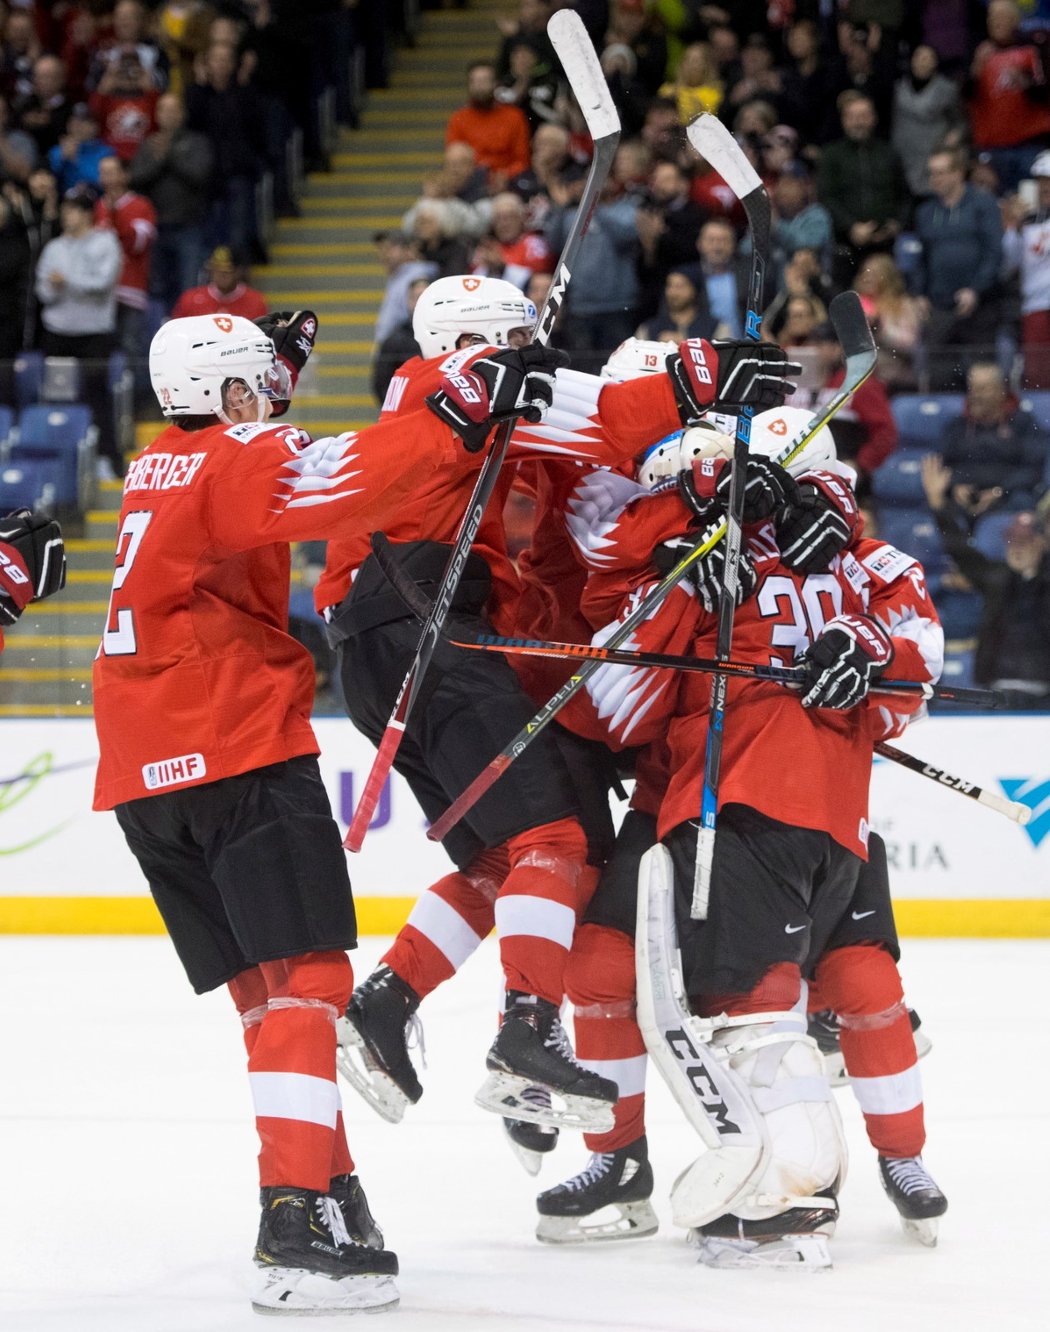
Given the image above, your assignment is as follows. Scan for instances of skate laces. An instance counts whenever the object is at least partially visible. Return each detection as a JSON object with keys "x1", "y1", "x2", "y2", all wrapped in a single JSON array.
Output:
[
  {"x1": 543, "y1": 1015, "x2": 583, "y2": 1069},
  {"x1": 521, "y1": 1084, "x2": 552, "y2": 1113},
  {"x1": 565, "y1": 1152, "x2": 616, "y2": 1192},
  {"x1": 319, "y1": 1194, "x2": 352, "y2": 1247},
  {"x1": 885, "y1": 1157, "x2": 936, "y2": 1194}
]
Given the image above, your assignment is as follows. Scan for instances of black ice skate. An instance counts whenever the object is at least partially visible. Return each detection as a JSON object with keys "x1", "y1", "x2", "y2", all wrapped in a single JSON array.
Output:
[
  {"x1": 809, "y1": 1007, "x2": 932, "y2": 1087},
  {"x1": 503, "y1": 1087, "x2": 559, "y2": 1176},
  {"x1": 335, "y1": 965, "x2": 424, "y2": 1123},
  {"x1": 877, "y1": 1155, "x2": 948, "y2": 1247},
  {"x1": 476, "y1": 992, "x2": 618, "y2": 1133},
  {"x1": 688, "y1": 1193, "x2": 839, "y2": 1270},
  {"x1": 329, "y1": 1173, "x2": 384, "y2": 1250},
  {"x1": 252, "y1": 1185, "x2": 399, "y2": 1315},
  {"x1": 536, "y1": 1136, "x2": 658, "y2": 1243}
]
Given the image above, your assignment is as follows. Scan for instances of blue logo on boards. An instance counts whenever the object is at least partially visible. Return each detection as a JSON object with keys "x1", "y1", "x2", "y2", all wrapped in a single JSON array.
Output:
[{"x1": 998, "y1": 778, "x2": 1050, "y2": 849}]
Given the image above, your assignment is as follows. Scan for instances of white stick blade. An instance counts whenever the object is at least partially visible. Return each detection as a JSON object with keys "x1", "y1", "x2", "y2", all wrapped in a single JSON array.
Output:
[
  {"x1": 686, "y1": 114, "x2": 762, "y2": 200},
  {"x1": 548, "y1": 9, "x2": 620, "y2": 141}
]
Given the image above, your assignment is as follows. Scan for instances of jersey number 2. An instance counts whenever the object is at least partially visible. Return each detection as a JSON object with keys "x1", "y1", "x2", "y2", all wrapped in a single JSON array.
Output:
[{"x1": 100, "y1": 511, "x2": 152, "y2": 656}]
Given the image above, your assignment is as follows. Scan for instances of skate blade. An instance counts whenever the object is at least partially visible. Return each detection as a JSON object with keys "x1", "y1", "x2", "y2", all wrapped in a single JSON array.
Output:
[
  {"x1": 901, "y1": 1215, "x2": 939, "y2": 1248},
  {"x1": 536, "y1": 1200, "x2": 659, "y2": 1245},
  {"x1": 335, "y1": 1018, "x2": 409, "y2": 1125},
  {"x1": 502, "y1": 1120, "x2": 557, "y2": 1177},
  {"x1": 475, "y1": 1072, "x2": 615, "y2": 1133},
  {"x1": 690, "y1": 1232, "x2": 832, "y2": 1271},
  {"x1": 251, "y1": 1267, "x2": 399, "y2": 1314}
]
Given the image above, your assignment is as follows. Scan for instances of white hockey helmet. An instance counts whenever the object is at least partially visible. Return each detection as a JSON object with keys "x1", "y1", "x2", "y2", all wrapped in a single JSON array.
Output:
[
  {"x1": 412, "y1": 274, "x2": 538, "y2": 359},
  {"x1": 747, "y1": 405, "x2": 836, "y2": 476},
  {"x1": 600, "y1": 337, "x2": 675, "y2": 381},
  {"x1": 637, "y1": 418, "x2": 734, "y2": 490},
  {"x1": 1030, "y1": 150, "x2": 1050, "y2": 178},
  {"x1": 149, "y1": 314, "x2": 287, "y2": 419}
]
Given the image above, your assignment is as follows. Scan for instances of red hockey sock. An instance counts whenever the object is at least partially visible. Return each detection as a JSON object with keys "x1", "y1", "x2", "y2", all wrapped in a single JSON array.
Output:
[
  {"x1": 330, "y1": 1111, "x2": 355, "y2": 1179},
  {"x1": 241, "y1": 950, "x2": 354, "y2": 1190},
  {"x1": 696, "y1": 961, "x2": 802, "y2": 1018},
  {"x1": 382, "y1": 847, "x2": 505, "y2": 999},
  {"x1": 496, "y1": 817, "x2": 588, "y2": 1005},
  {"x1": 566, "y1": 924, "x2": 647, "y2": 1152},
  {"x1": 814, "y1": 945, "x2": 925, "y2": 1158}
]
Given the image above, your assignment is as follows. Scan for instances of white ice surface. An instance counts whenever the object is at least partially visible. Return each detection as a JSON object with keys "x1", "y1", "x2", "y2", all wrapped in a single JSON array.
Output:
[{"x1": 2, "y1": 935, "x2": 1047, "y2": 1332}]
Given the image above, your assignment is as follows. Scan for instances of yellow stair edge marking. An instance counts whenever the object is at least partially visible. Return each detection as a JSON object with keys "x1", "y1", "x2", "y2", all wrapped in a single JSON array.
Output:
[
  {"x1": 25, "y1": 600, "x2": 108, "y2": 614},
  {"x1": 0, "y1": 705, "x2": 92, "y2": 716},
  {"x1": 338, "y1": 129, "x2": 445, "y2": 141},
  {"x1": 3, "y1": 897, "x2": 1048, "y2": 937},
  {"x1": 67, "y1": 539, "x2": 115, "y2": 552},
  {"x1": 287, "y1": 420, "x2": 375, "y2": 433},
  {"x1": 266, "y1": 263, "x2": 386, "y2": 277},
  {"x1": 317, "y1": 169, "x2": 437, "y2": 183},
  {"x1": 256, "y1": 290, "x2": 384, "y2": 303},
  {"x1": 2, "y1": 634, "x2": 99, "y2": 648},
  {"x1": 0, "y1": 668, "x2": 92, "y2": 681},
  {"x1": 295, "y1": 393, "x2": 373, "y2": 407},
  {"x1": 300, "y1": 195, "x2": 416, "y2": 209},
  {"x1": 316, "y1": 365, "x2": 371, "y2": 378},
  {"x1": 277, "y1": 217, "x2": 403, "y2": 232},
  {"x1": 272, "y1": 242, "x2": 375, "y2": 255},
  {"x1": 330, "y1": 153, "x2": 438, "y2": 166},
  {"x1": 98, "y1": 479, "x2": 124, "y2": 494},
  {"x1": 315, "y1": 341, "x2": 374, "y2": 354},
  {"x1": 87, "y1": 510, "x2": 118, "y2": 524},
  {"x1": 64, "y1": 571, "x2": 113, "y2": 584}
]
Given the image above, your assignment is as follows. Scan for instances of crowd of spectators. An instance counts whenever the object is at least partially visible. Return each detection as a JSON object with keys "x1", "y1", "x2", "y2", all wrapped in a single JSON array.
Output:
[
  {"x1": 0, "y1": 0, "x2": 398, "y2": 473},
  {"x1": 366, "y1": 0, "x2": 1050, "y2": 702}
]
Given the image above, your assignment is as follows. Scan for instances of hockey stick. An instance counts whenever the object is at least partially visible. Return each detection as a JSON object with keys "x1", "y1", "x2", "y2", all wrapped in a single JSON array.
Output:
[
  {"x1": 685, "y1": 113, "x2": 770, "y2": 923},
  {"x1": 420, "y1": 302, "x2": 875, "y2": 845},
  {"x1": 875, "y1": 742, "x2": 1031, "y2": 823},
  {"x1": 441, "y1": 631, "x2": 1008, "y2": 708},
  {"x1": 342, "y1": 9, "x2": 619, "y2": 850}
]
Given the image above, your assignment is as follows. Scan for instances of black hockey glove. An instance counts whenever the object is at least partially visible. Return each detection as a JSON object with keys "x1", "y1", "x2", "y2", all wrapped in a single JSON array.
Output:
[
  {"x1": 0, "y1": 509, "x2": 66, "y2": 625},
  {"x1": 254, "y1": 310, "x2": 318, "y2": 416},
  {"x1": 425, "y1": 344, "x2": 569, "y2": 452},
  {"x1": 667, "y1": 337, "x2": 801, "y2": 424},
  {"x1": 656, "y1": 536, "x2": 758, "y2": 615},
  {"x1": 799, "y1": 613, "x2": 893, "y2": 710},
  {"x1": 776, "y1": 475, "x2": 859, "y2": 575},
  {"x1": 679, "y1": 453, "x2": 801, "y2": 524}
]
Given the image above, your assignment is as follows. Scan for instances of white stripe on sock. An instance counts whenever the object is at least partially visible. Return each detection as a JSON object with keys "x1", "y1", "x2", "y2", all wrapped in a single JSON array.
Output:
[
  {"x1": 407, "y1": 889, "x2": 485, "y2": 970},
  {"x1": 578, "y1": 1053, "x2": 647, "y2": 1098},
  {"x1": 495, "y1": 894, "x2": 576, "y2": 950},
  {"x1": 850, "y1": 1063, "x2": 923, "y2": 1116},
  {"x1": 249, "y1": 1071, "x2": 341, "y2": 1128}
]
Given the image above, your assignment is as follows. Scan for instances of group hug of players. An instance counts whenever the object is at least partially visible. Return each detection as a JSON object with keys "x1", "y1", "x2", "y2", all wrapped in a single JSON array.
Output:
[{"x1": 0, "y1": 272, "x2": 947, "y2": 1314}]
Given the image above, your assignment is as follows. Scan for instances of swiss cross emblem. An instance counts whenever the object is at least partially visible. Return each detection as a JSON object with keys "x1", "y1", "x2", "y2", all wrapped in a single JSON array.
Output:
[
  {"x1": 462, "y1": 277, "x2": 481, "y2": 291},
  {"x1": 214, "y1": 316, "x2": 234, "y2": 333},
  {"x1": 769, "y1": 417, "x2": 787, "y2": 435}
]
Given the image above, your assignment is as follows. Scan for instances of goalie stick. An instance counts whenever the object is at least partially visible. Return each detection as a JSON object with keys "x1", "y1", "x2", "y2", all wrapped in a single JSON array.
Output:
[
  {"x1": 685, "y1": 113, "x2": 770, "y2": 924},
  {"x1": 342, "y1": 8, "x2": 619, "y2": 851},
  {"x1": 417, "y1": 292, "x2": 876, "y2": 846}
]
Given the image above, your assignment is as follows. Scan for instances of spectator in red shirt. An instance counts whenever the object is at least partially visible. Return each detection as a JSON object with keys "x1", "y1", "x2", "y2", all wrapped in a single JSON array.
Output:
[
  {"x1": 95, "y1": 152, "x2": 156, "y2": 371},
  {"x1": 171, "y1": 245, "x2": 267, "y2": 321},
  {"x1": 968, "y1": 0, "x2": 1050, "y2": 192},
  {"x1": 89, "y1": 45, "x2": 158, "y2": 161},
  {"x1": 471, "y1": 191, "x2": 553, "y2": 289},
  {"x1": 445, "y1": 60, "x2": 531, "y2": 190}
]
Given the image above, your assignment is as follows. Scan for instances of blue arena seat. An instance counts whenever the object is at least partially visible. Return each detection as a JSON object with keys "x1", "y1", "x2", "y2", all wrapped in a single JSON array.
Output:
[
  {"x1": 871, "y1": 448, "x2": 928, "y2": 506},
  {"x1": 876, "y1": 506, "x2": 947, "y2": 583},
  {"x1": 0, "y1": 404, "x2": 14, "y2": 448},
  {"x1": 891, "y1": 394, "x2": 965, "y2": 450},
  {"x1": 0, "y1": 458, "x2": 57, "y2": 511},
  {"x1": 12, "y1": 352, "x2": 44, "y2": 408},
  {"x1": 935, "y1": 586, "x2": 983, "y2": 641},
  {"x1": 13, "y1": 404, "x2": 96, "y2": 509},
  {"x1": 1018, "y1": 391, "x2": 1050, "y2": 432}
]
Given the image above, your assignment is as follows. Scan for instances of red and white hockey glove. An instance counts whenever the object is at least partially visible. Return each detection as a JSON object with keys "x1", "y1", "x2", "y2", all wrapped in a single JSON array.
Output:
[
  {"x1": 800, "y1": 613, "x2": 893, "y2": 710},
  {"x1": 668, "y1": 338, "x2": 801, "y2": 424},
  {"x1": 426, "y1": 344, "x2": 569, "y2": 452},
  {"x1": 680, "y1": 453, "x2": 801, "y2": 523},
  {"x1": 776, "y1": 471, "x2": 860, "y2": 575},
  {"x1": 0, "y1": 510, "x2": 66, "y2": 626},
  {"x1": 254, "y1": 310, "x2": 319, "y2": 417},
  {"x1": 655, "y1": 536, "x2": 758, "y2": 614}
]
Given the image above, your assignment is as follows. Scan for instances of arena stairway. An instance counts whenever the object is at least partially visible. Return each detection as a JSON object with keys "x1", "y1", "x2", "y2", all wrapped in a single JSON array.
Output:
[{"x1": 0, "y1": 1, "x2": 503, "y2": 715}]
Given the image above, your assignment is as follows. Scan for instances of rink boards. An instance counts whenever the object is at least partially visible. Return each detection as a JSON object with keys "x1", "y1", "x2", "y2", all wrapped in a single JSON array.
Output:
[{"x1": 0, "y1": 716, "x2": 1048, "y2": 936}]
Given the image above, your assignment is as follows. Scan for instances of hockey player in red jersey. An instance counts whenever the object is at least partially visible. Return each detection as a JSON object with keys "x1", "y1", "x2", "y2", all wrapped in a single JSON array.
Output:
[
  {"x1": 91, "y1": 310, "x2": 565, "y2": 1314},
  {"x1": 329, "y1": 281, "x2": 800, "y2": 1142},
  {"x1": 536, "y1": 406, "x2": 948, "y2": 1256},
  {"x1": 0, "y1": 510, "x2": 66, "y2": 653}
]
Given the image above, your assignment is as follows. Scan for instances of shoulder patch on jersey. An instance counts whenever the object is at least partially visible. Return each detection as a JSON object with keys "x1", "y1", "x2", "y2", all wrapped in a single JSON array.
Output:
[
  {"x1": 862, "y1": 544, "x2": 916, "y2": 584},
  {"x1": 840, "y1": 550, "x2": 869, "y2": 593},
  {"x1": 225, "y1": 421, "x2": 276, "y2": 445}
]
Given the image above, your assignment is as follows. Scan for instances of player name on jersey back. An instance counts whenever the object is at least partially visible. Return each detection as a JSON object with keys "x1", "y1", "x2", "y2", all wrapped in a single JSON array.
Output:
[{"x1": 124, "y1": 451, "x2": 207, "y2": 493}]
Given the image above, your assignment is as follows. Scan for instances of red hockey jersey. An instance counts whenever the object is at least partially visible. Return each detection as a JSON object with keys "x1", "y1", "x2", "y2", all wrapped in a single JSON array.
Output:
[
  {"x1": 95, "y1": 191, "x2": 157, "y2": 311},
  {"x1": 93, "y1": 410, "x2": 462, "y2": 809}
]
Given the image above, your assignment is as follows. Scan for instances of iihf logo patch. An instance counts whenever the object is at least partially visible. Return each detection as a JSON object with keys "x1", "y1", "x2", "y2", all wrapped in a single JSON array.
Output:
[{"x1": 997, "y1": 778, "x2": 1050, "y2": 848}]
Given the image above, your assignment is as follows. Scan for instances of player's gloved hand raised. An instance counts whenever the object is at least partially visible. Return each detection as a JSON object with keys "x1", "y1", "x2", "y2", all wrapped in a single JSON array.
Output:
[
  {"x1": 655, "y1": 536, "x2": 758, "y2": 614},
  {"x1": 0, "y1": 509, "x2": 66, "y2": 626},
  {"x1": 254, "y1": 310, "x2": 319, "y2": 416},
  {"x1": 680, "y1": 453, "x2": 801, "y2": 524},
  {"x1": 425, "y1": 344, "x2": 569, "y2": 452},
  {"x1": 799, "y1": 613, "x2": 893, "y2": 709},
  {"x1": 776, "y1": 474, "x2": 859, "y2": 575},
  {"x1": 668, "y1": 338, "x2": 801, "y2": 424}
]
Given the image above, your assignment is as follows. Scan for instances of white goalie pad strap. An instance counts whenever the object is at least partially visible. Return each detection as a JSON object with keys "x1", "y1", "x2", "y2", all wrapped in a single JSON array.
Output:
[
  {"x1": 578, "y1": 1054, "x2": 647, "y2": 1098},
  {"x1": 751, "y1": 1077, "x2": 833, "y2": 1115},
  {"x1": 495, "y1": 895, "x2": 576, "y2": 950},
  {"x1": 849, "y1": 1064, "x2": 923, "y2": 1116},
  {"x1": 406, "y1": 890, "x2": 485, "y2": 971},
  {"x1": 249, "y1": 1071, "x2": 341, "y2": 1129}
]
